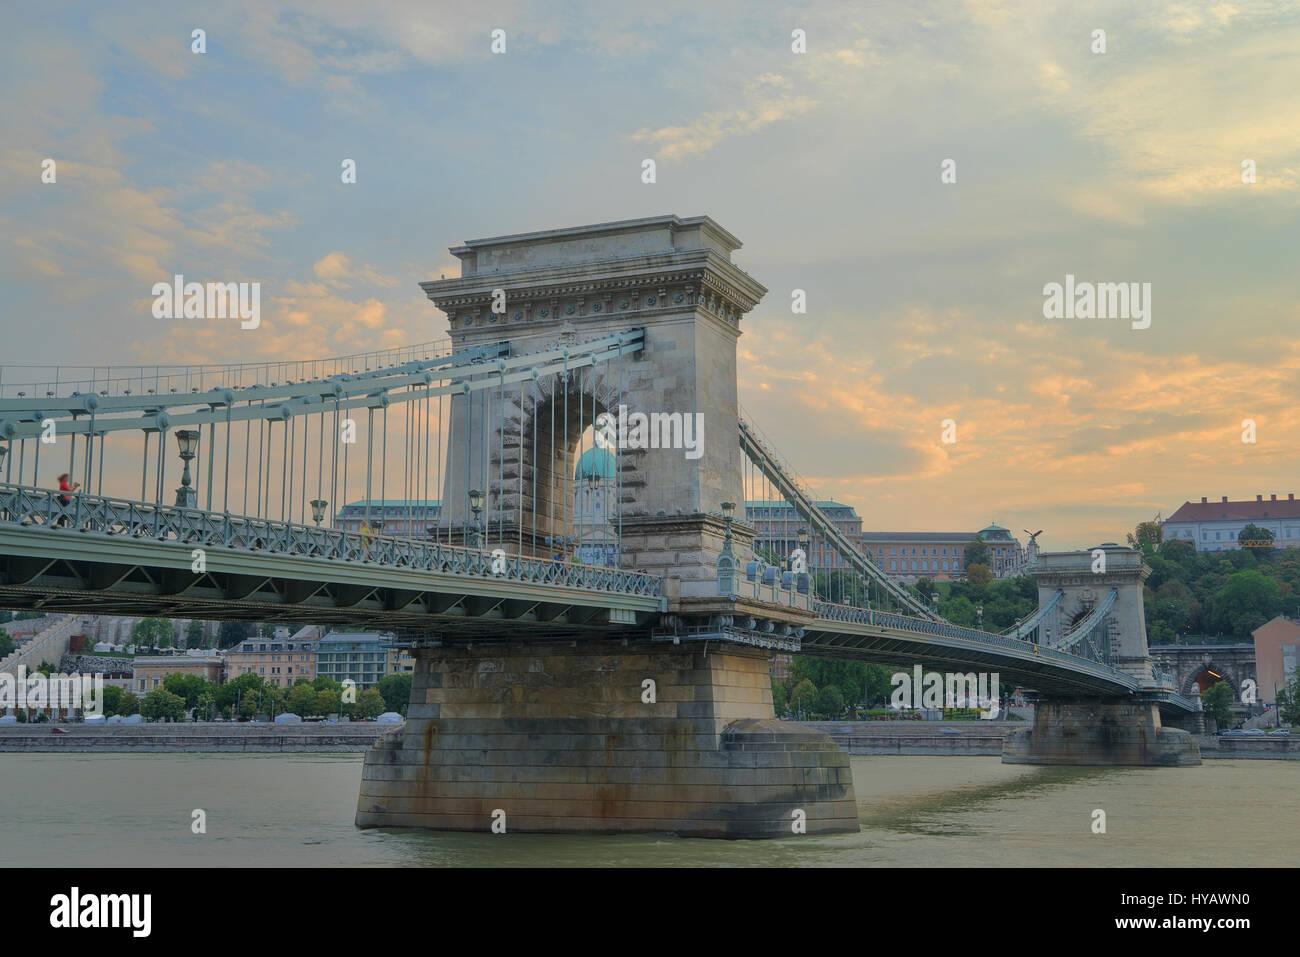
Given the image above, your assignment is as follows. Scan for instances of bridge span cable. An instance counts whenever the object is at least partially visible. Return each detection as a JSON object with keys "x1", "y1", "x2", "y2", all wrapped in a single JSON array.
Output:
[
  {"x1": 1001, "y1": 588, "x2": 1063, "y2": 640},
  {"x1": 738, "y1": 414, "x2": 934, "y2": 619}
]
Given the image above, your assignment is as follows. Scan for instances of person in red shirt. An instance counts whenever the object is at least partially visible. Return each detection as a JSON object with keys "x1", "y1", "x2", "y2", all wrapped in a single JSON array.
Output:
[{"x1": 56, "y1": 472, "x2": 79, "y2": 526}]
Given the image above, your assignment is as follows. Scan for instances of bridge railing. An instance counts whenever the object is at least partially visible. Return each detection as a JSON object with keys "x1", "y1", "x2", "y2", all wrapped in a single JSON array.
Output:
[
  {"x1": 811, "y1": 599, "x2": 1135, "y2": 680},
  {"x1": 0, "y1": 483, "x2": 663, "y2": 601}
]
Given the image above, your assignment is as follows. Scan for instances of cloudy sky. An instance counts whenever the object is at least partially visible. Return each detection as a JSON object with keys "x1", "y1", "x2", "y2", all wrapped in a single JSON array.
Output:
[{"x1": 2, "y1": 0, "x2": 1297, "y2": 549}]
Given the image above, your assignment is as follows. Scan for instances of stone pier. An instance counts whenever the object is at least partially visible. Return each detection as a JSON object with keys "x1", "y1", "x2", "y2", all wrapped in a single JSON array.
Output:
[
  {"x1": 1002, "y1": 699, "x2": 1201, "y2": 767},
  {"x1": 356, "y1": 641, "x2": 859, "y2": 838}
]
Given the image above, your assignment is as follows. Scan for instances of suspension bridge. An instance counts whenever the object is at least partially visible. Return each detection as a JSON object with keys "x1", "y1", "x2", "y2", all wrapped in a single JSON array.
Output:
[{"x1": 0, "y1": 214, "x2": 1201, "y2": 837}]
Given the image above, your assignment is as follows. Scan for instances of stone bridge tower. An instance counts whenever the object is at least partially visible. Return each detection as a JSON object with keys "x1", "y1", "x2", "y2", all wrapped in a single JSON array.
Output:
[
  {"x1": 357, "y1": 217, "x2": 860, "y2": 838},
  {"x1": 1030, "y1": 543, "x2": 1154, "y2": 683},
  {"x1": 418, "y1": 215, "x2": 765, "y2": 596},
  {"x1": 1004, "y1": 544, "x2": 1201, "y2": 766}
]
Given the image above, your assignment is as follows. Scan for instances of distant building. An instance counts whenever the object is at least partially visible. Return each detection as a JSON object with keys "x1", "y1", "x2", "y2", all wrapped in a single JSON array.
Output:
[
  {"x1": 1252, "y1": 615, "x2": 1300, "y2": 704},
  {"x1": 334, "y1": 500, "x2": 441, "y2": 538},
  {"x1": 859, "y1": 524, "x2": 1025, "y2": 583},
  {"x1": 133, "y1": 654, "x2": 223, "y2": 693},
  {"x1": 745, "y1": 500, "x2": 862, "y2": 570},
  {"x1": 1162, "y1": 494, "x2": 1300, "y2": 552},
  {"x1": 225, "y1": 635, "x2": 317, "y2": 688},
  {"x1": 386, "y1": 645, "x2": 415, "y2": 676},
  {"x1": 315, "y1": 632, "x2": 393, "y2": 688},
  {"x1": 745, "y1": 502, "x2": 1025, "y2": 583},
  {"x1": 571, "y1": 448, "x2": 618, "y2": 566}
]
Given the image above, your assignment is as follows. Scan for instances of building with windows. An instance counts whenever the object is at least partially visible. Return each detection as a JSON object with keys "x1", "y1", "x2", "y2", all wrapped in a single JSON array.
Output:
[
  {"x1": 315, "y1": 631, "x2": 393, "y2": 688},
  {"x1": 133, "y1": 653, "x2": 224, "y2": 693},
  {"x1": 334, "y1": 500, "x2": 441, "y2": 538},
  {"x1": 1252, "y1": 615, "x2": 1300, "y2": 705},
  {"x1": 859, "y1": 532, "x2": 974, "y2": 582},
  {"x1": 1162, "y1": 494, "x2": 1300, "y2": 552},
  {"x1": 745, "y1": 500, "x2": 862, "y2": 570},
  {"x1": 225, "y1": 635, "x2": 317, "y2": 688},
  {"x1": 745, "y1": 502, "x2": 1025, "y2": 583},
  {"x1": 862, "y1": 525, "x2": 1024, "y2": 583}
]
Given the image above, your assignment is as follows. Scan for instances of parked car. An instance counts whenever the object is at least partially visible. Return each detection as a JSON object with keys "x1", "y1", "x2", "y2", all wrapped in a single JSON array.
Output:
[
  {"x1": 940, "y1": 727, "x2": 960, "y2": 734},
  {"x1": 1242, "y1": 729, "x2": 1266, "y2": 735},
  {"x1": 1267, "y1": 729, "x2": 1291, "y2": 736}
]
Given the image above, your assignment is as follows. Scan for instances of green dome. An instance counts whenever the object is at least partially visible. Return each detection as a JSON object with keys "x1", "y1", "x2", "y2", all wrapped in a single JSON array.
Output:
[{"x1": 575, "y1": 447, "x2": 617, "y2": 480}]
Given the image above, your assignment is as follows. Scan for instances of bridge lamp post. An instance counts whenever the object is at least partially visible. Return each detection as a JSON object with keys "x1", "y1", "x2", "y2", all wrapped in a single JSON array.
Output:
[
  {"x1": 796, "y1": 527, "x2": 810, "y2": 600},
  {"x1": 468, "y1": 488, "x2": 484, "y2": 550},
  {"x1": 717, "y1": 501, "x2": 736, "y2": 595},
  {"x1": 173, "y1": 429, "x2": 200, "y2": 508},
  {"x1": 309, "y1": 499, "x2": 328, "y2": 527},
  {"x1": 976, "y1": 604, "x2": 983, "y2": 630},
  {"x1": 586, "y1": 473, "x2": 601, "y2": 562}
]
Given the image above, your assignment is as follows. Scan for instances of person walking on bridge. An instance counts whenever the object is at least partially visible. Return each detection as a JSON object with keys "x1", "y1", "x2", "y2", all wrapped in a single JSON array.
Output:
[{"x1": 55, "y1": 472, "x2": 79, "y2": 527}]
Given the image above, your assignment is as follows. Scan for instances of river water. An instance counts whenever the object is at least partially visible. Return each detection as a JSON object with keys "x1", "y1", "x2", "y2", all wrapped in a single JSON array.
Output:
[{"x1": 2, "y1": 754, "x2": 1290, "y2": 867}]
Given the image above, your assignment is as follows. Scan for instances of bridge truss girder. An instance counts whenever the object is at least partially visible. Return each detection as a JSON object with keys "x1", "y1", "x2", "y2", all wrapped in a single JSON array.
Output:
[{"x1": 0, "y1": 528, "x2": 658, "y2": 639}]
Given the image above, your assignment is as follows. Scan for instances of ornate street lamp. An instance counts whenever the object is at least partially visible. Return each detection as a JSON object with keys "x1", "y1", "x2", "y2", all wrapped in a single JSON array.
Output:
[
  {"x1": 468, "y1": 488, "x2": 484, "y2": 549},
  {"x1": 716, "y1": 501, "x2": 737, "y2": 595},
  {"x1": 309, "y1": 499, "x2": 328, "y2": 527},
  {"x1": 173, "y1": 429, "x2": 200, "y2": 507},
  {"x1": 976, "y1": 604, "x2": 984, "y2": 630}
]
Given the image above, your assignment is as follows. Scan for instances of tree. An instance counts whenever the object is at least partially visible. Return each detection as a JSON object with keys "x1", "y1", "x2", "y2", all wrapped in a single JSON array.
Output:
[
  {"x1": 355, "y1": 687, "x2": 386, "y2": 719},
  {"x1": 217, "y1": 621, "x2": 253, "y2": 649},
  {"x1": 1238, "y1": 524, "x2": 1276, "y2": 563},
  {"x1": 1276, "y1": 674, "x2": 1300, "y2": 726},
  {"x1": 194, "y1": 691, "x2": 217, "y2": 721},
  {"x1": 1201, "y1": 681, "x2": 1234, "y2": 729},
  {"x1": 131, "y1": 617, "x2": 175, "y2": 649},
  {"x1": 162, "y1": 673, "x2": 213, "y2": 710},
  {"x1": 0, "y1": 634, "x2": 12, "y2": 658},
  {"x1": 316, "y1": 688, "x2": 342, "y2": 717},
  {"x1": 787, "y1": 657, "x2": 890, "y2": 711},
  {"x1": 184, "y1": 620, "x2": 206, "y2": 648},
  {"x1": 312, "y1": 675, "x2": 342, "y2": 693},
  {"x1": 814, "y1": 686, "x2": 845, "y2": 719},
  {"x1": 215, "y1": 672, "x2": 264, "y2": 713},
  {"x1": 140, "y1": 689, "x2": 185, "y2": 722},
  {"x1": 771, "y1": 679, "x2": 789, "y2": 717},
  {"x1": 1126, "y1": 521, "x2": 1162, "y2": 553},
  {"x1": 118, "y1": 691, "x2": 140, "y2": 716},
  {"x1": 789, "y1": 679, "x2": 817, "y2": 716},
  {"x1": 964, "y1": 538, "x2": 990, "y2": 568},
  {"x1": 377, "y1": 673, "x2": 412, "y2": 715},
  {"x1": 1211, "y1": 570, "x2": 1281, "y2": 639},
  {"x1": 966, "y1": 563, "x2": 993, "y2": 587},
  {"x1": 287, "y1": 682, "x2": 318, "y2": 717},
  {"x1": 259, "y1": 622, "x2": 277, "y2": 638},
  {"x1": 101, "y1": 685, "x2": 126, "y2": 717}
]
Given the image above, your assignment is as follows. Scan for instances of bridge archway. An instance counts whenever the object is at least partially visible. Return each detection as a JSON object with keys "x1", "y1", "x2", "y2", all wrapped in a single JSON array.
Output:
[
  {"x1": 518, "y1": 368, "x2": 623, "y2": 561},
  {"x1": 1184, "y1": 665, "x2": 1235, "y2": 697}
]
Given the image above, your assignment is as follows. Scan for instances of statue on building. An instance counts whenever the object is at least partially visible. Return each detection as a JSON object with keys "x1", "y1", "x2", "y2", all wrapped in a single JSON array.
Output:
[{"x1": 1024, "y1": 529, "x2": 1043, "y2": 565}]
